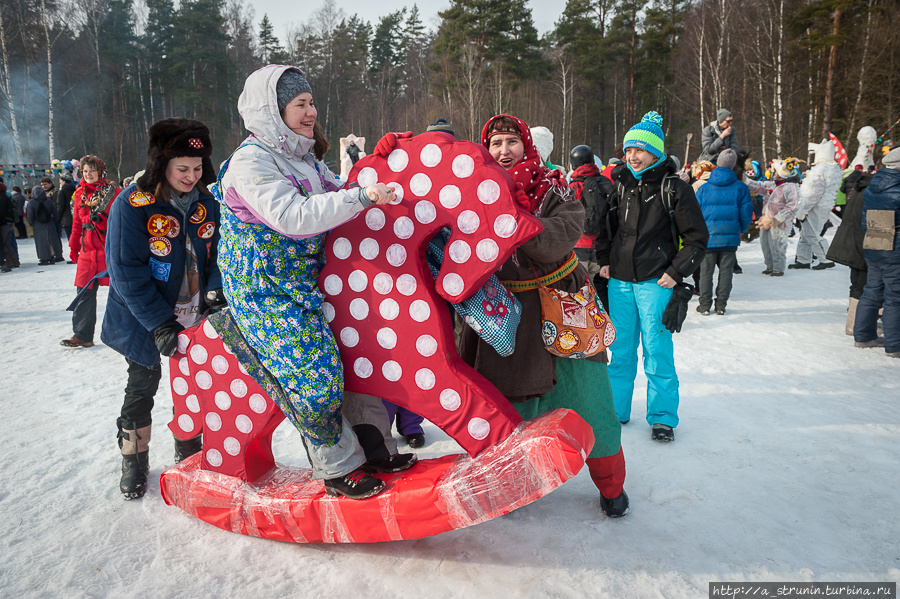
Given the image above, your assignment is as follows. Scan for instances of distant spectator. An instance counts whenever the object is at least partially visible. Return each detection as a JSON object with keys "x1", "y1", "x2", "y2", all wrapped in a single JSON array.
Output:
[
  {"x1": 57, "y1": 172, "x2": 76, "y2": 242},
  {"x1": 12, "y1": 186, "x2": 27, "y2": 239},
  {"x1": 699, "y1": 109, "x2": 738, "y2": 163},
  {"x1": 26, "y1": 185, "x2": 58, "y2": 265},
  {"x1": 40, "y1": 177, "x2": 64, "y2": 262}
]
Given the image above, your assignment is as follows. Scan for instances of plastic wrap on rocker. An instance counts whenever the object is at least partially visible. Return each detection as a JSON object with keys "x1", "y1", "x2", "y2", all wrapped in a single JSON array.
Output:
[{"x1": 159, "y1": 408, "x2": 594, "y2": 543}]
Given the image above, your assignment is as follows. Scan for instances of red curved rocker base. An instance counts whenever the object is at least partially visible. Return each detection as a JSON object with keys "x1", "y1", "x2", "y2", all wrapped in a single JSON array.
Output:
[{"x1": 160, "y1": 408, "x2": 594, "y2": 543}]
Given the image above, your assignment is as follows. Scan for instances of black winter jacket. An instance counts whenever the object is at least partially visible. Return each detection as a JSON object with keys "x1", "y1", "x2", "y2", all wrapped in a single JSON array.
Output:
[
  {"x1": 827, "y1": 171, "x2": 872, "y2": 270},
  {"x1": 596, "y1": 158, "x2": 709, "y2": 283}
]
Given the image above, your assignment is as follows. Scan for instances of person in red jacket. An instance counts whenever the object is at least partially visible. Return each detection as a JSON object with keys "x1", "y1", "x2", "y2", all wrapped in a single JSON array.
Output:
[{"x1": 61, "y1": 156, "x2": 120, "y2": 348}]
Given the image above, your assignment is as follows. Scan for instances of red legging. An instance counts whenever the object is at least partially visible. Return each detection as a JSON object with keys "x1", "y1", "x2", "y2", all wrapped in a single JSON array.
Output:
[{"x1": 586, "y1": 447, "x2": 626, "y2": 499}]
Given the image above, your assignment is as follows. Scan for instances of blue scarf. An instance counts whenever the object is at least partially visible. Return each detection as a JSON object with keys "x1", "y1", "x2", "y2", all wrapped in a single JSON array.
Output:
[{"x1": 627, "y1": 153, "x2": 668, "y2": 181}]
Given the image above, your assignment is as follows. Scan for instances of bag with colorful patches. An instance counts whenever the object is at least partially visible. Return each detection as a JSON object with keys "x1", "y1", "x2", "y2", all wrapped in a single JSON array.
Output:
[
  {"x1": 533, "y1": 256, "x2": 615, "y2": 358},
  {"x1": 425, "y1": 228, "x2": 522, "y2": 357}
]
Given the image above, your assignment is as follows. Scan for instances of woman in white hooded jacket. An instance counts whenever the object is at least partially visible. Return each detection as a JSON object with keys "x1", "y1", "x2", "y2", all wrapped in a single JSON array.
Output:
[{"x1": 217, "y1": 65, "x2": 414, "y2": 499}]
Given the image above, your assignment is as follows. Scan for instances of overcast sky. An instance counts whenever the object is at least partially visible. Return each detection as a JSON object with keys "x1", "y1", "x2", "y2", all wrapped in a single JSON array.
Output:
[{"x1": 247, "y1": 0, "x2": 561, "y2": 41}]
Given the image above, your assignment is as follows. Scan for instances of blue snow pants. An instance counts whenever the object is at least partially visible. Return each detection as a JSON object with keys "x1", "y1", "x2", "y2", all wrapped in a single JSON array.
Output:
[{"x1": 607, "y1": 278, "x2": 680, "y2": 428}]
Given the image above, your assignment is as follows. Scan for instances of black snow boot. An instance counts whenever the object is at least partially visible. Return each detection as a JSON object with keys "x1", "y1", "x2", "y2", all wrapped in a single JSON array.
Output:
[
  {"x1": 600, "y1": 490, "x2": 630, "y2": 518},
  {"x1": 323, "y1": 469, "x2": 386, "y2": 499},
  {"x1": 174, "y1": 435, "x2": 202, "y2": 464},
  {"x1": 117, "y1": 418, "x2": 151, "y2": 500}
]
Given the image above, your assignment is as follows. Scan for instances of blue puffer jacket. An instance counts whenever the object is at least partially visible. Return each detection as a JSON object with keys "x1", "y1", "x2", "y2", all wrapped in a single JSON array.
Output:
[
  {"x1": 695, "y1": 167, "x2": 753, "y2": 250},
  {"x1": 101, "y1": 185, "x2": 222, "y2": 368},
  {"x1": 861, "y1": 167, "x2": 900, "y2": 265}
]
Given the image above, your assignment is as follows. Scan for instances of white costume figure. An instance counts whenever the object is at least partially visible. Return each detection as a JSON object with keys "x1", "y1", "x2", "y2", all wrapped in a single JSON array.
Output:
[
  {"x1": 793, "y1": 139, "x2": 843, "y2": 268},
  {"x1": 850, "y1": 126, "x2": 877, "y2": 171},
  {"x1": 338, "y1": 134, "x2": 366, "y2": 181}
]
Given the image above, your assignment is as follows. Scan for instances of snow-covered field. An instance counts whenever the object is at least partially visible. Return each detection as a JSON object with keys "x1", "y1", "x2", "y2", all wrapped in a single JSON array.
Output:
[{"x1": 1, "y1": 232, "x2": 897, "y2": 598}]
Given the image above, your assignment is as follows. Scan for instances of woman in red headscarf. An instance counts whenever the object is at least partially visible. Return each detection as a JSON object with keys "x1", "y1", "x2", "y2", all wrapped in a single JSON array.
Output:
[
  {"x1": 61, "y1": 156, "x2": 120, "y2": 348},
  {"x1": 458, "y1": 114, "x2": 629, "y2": 517}
]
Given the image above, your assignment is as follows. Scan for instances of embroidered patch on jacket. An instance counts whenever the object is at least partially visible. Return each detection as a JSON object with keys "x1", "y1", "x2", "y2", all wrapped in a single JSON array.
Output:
[
  {"x1": 128, "y1": 190, "x2": 155, "y2": 207},
  {"x1": 198, "y1": 221, "x2": 215, "y2": 239},
  {"x1": 149, "y1": 257, "x2": 171, "y2": 281},
  {"x1": 190, "y1": 204, "x2": 207, "y2": 224},
  {"x1": 149, "y1": 236, "x2": 172, "y2": 256},
  {"x1": 148, "y1": 214, "x2": 172, "y2": 237}
]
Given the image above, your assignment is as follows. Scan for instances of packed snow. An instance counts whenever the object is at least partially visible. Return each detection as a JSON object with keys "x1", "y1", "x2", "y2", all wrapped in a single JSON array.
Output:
[{"x1": 1, "y1": 230, "x2": 897, "y2": 598}]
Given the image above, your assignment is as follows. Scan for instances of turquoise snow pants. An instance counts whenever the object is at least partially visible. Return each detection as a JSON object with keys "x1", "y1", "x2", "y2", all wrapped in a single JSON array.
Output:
[{"x1": 607, "y1": 278, "x2": 680, "y2": 428}]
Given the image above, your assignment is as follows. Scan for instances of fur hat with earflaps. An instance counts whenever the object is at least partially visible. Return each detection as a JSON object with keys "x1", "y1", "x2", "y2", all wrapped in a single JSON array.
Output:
[{"x1": 136, "y1": 117, "x2": 215, "y2": 193}]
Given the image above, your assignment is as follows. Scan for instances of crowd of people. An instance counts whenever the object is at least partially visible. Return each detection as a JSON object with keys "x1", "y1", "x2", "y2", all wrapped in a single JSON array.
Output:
[{"x1": 2, "y1": 66, "x2": 898, "y2": 520}]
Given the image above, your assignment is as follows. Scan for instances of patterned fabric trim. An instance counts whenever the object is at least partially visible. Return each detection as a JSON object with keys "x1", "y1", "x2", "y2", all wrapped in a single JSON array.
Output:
[{"x1": 501, "y1": 252, "x2": 579, "y2": 292}]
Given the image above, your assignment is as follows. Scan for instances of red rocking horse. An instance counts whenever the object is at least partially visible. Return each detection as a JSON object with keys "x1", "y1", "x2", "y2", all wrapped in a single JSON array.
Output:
[{"x1": 160, "y1": 133, "x2": 596, "y2": 543}]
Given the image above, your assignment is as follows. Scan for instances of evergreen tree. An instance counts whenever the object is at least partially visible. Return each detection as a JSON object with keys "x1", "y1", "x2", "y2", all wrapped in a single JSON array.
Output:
[{"x1": 258, "y1": 14, "x2": 287, "y2": 64}]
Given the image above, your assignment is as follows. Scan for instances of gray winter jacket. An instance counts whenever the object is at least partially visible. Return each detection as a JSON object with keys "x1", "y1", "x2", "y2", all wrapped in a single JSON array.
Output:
[{"x1": 699, "y1": 122, "x2": 738, "y2": 162}]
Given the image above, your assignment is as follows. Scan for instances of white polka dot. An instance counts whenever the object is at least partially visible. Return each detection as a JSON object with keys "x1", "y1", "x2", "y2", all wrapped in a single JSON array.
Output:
[
  {"x1": 397, "y1": 274, "x2": 417, "y2": 296},
  {"x1": 477, "y1": 179, "x2": 501, "y2": 204},
  {"x1": 172, "y1": 377, "x2": 188, "y2": 396},
  {"x1": 415, "y1": 368, "x2": 436, "y2": 390},
  {"x1": 238, "y1": 363, "x2": 248, "y2": 376},
  {"x1": 354, "y1": 358, "x2": 373, "y2": 378},
  {"x1": 230, "y1": 379, "x2": 248, "y2": 398},
  {"x1": 321, "y1": 302, "x2": 335, "y2": 323},
  {"x1": 357, "y1": 166, "x2": 378, "y2": 187},
  {"x1": 476, "y1": 239, "x2": 500, "y2": 262},
  {"x1": 203, "y1": 320, "x2": 219, "y2": 339},
  {"x1": 211, "y1": 355, "x2": 229, "y2": 375},
  {"x1": 332, "y1": 237, "x2": 352, "y2": 259},
  {"x1": 388, "y1": 149, "x2": 409, "y2": 172},
  {"x1": 415, "y1": 200, "x2": 436, "y2": 224},
  {"x1": 223, "y1": 437, "x2": 241, "y2": 456},
  {"x1": 452, "y1": 154, "x2": 475, "y2": 178},
  {"x1": 394, "y1": 216, "x2": 415, "y2": 240},
  {"x1": 340, "y1": 327, "x2": 360, "y2": 347},
  {"x1": 416, "y1": 335, "x2": 437, "y2": 357},
  {"x1": 458, "y1": 210, "x2": 480, "y2": 234},
  {"x1": 379, "y1": 298, "x2": 400, "y2": 320},
  {"x1": 348, "y1": 270, "x2": 368, "y2": 292},
  {"x1": 185, "y1": 394, "x2": 200, "y2": 413},
  {"x1": 176, "y1": 334, "x2": 190, "y2": 355},
  {"x1": 235, "y1": 414, "x2": 253, "y2": 434},
  {"x1": 190, "y1": 344, "x2": 208, "y2": 365},
  {"x1": 439, "y1": 185, "x2": 461, "y2": 209},
  {"x1": 214, "y1": 391, "x2": 231, "y2": 410},
  {"x1": 494, "y1": 214, "x2": 518, "y2": 238},
  {"x1": 195, "y1": 370, "x2": 212, "y2": 390},
  {"x1": 468, "y1": 418, "x2": 490, "y2": 440},
  {"x1": 206, "y1": 448, "x2": 223, "y2": 467},
  {"x1": 373, "y1": 273, "x2": 393, "y2": 294},
  {"x1": 350, "y1": 298, "x2": 370, "y2": 320},
  {"x1": 206, "y1": 412, "x2": 222, "y2": 431},
  {"x1": 178, "y1": 357, "x2": 190, "y2": 375},
  {"x1": 420, "y1": 144, "x2": 442, "y2": 167},
  {"x1": 440, "y1": 389, "x2": 461, "y2": 411},
  {"x1": 377, "y1": 327, "x2": 397, "y2": 349},
  {"x1": 365, "y1": 208, "x2": 385, "y2": 231},
  {"x1": 382, "y1": 361, "x2": 402, "y2": 382},
  {"x1": 449, "y1": 240, "x2": 471, "y2": 263},
  {"x1": 410, "y1": 173, "x2": 432, "y2": 197},
  {"x1": 222, "y1": 344, "x2": 234, "y2": 355},
  {"x1": 409, "y1": 299, "x2": 431, "y2": 322},
  {"x1": 387, "y1": 244, "x2": 407, "y2": 267},
  {"x1": 178, "y1": 414, "x2": 195, "y2": 433},
  {"x1": 442, "y1": 273, "x2": 465, "y2": 297},
  {"x1": 248, "y1": 393, "x2": 267, "y2": 414},
  {"x1": 359, "y1": 238, "x2": 379, "y2": 260},
  {"x1": 323, "y1": 274, "x2": 343, "y2": 296},
  {"x1": 387, "y1": 183, "x2": 404, "y2": 204}
]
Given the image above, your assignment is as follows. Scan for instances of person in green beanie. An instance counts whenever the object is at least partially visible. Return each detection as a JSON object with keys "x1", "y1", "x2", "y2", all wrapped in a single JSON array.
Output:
[{"x1": 596, "y1": 111, "x2": 709, "y2": 442}]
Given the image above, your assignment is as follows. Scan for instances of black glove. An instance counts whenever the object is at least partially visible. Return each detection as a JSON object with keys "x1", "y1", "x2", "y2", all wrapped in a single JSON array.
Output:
[
  {"x1": 152, "y1": 318, "x2": 185, "y2": 357},
  {"x1": 661, "y1": 282, "x2": 694, "y2": 334},
  {"x1": 205, "y1": 289, "x2": 227, "y2": 313}
]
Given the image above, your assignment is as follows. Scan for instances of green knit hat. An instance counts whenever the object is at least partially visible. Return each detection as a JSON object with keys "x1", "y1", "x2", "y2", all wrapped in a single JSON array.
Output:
[{"x1": 623, "y1": 111, "x2": 665, "y2": 158}]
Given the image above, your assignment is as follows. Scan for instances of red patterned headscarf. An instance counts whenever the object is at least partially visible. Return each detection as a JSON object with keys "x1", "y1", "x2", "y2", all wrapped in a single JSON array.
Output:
[{"x1": 480, "y1": 114, "x2": 567, "y2": 213}]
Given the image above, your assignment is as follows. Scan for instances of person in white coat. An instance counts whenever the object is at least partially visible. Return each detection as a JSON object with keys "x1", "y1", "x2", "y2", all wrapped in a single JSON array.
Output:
[
  {"x1": 216, "y1": 65, "x2": 415, "y2": 499},
  {"x1": 790, "y1": 139, "x2": 843, "y2": 269}
]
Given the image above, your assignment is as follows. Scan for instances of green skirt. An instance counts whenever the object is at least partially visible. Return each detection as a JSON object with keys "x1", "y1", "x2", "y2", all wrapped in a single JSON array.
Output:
[{"x1": 513, "y1": 359, "x2": 621, "y2": 459}]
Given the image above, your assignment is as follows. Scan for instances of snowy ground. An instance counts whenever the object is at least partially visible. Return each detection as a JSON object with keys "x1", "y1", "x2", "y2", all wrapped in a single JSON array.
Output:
[{"x1": 1, "y1": 232, "x2": 898, "y2": 599}]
